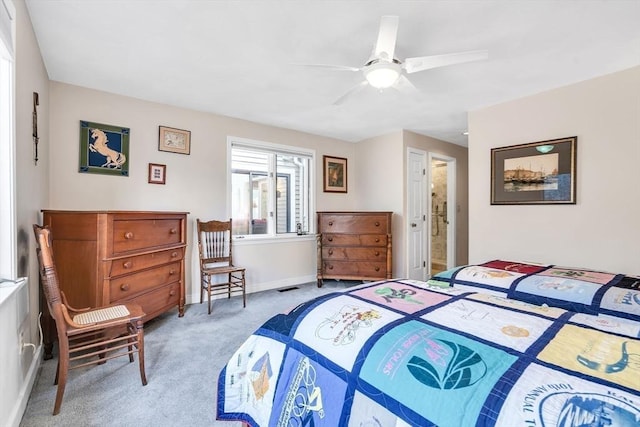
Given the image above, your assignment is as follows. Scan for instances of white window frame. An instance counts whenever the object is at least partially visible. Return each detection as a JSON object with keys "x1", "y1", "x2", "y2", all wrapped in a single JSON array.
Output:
[
  {"x1": 227, "y1": 136, "x2": 315, "y2": 241},
  {"x1": 0, "y1": 0, "x2": 16, "y2": 280}
]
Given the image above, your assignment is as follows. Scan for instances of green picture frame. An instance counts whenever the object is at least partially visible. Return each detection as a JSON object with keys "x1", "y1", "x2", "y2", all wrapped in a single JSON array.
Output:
[{"x1": 79, "y1": 120, "x2": 130, "y2": 176}]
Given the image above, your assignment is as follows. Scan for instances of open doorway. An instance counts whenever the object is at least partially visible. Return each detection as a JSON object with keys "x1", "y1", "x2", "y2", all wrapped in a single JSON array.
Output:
[
  {"x1": 406, "y1": 149, "x2": 457, "y2": 280},
  {"x1": 429, "y1": 154, "x2": 456, "y2": 276}
]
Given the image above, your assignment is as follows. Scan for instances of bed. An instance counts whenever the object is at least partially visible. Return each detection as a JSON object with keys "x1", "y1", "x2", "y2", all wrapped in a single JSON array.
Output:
[{"x1": 216, "y1": 260, "x2": 640, "y2": 426}]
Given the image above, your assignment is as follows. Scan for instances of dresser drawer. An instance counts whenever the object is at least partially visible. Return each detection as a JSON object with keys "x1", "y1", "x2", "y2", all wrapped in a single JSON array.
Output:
[
  {"x1": 322, "y1": 247, "x2": 386, "y2": 260},
  {"x1": 322, "y1": 261, "x2": 387, "y2": 277},
  {"x1": 123, "y1": 282, "x2": 181, "y2": 321},
  {"x1": 319, "y1": 214, "x2": 389, "y2": 234},
  {"x1": 108, "y1": 248, "x2": 184, "y2": 277},
  {"x1": 322, "y1": 234, "x2": 387, "y2": 247},
  {"x1": 112, "y1": 219, "x2": 182, "y2": 254},
  {"x1": 110, "y1": 262, "x2": 181, "y2": 302}
]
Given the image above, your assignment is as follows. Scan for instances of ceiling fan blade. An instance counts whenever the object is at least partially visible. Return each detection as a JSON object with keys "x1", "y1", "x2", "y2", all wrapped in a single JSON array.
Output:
[
  {"x1": 372, "y1": 15, "x2": 399, "y2": 61},
  {"x1": 333, "y1": 81, "x2": 369, "y2": 105},
  {"x1": 294, "y1": 63, "x2": 360, "y2": 72},
  {"x1": 404, "y1": 50, "x2": 488, "y2": 74},
  {"x1": 393, "y1": 75, "x2": 419, "y2": 94}
]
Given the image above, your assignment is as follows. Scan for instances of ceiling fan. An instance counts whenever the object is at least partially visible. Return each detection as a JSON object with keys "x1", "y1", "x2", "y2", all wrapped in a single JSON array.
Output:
[{"x1": 301, "y1": 16, "x2": 488, "y2": 105}]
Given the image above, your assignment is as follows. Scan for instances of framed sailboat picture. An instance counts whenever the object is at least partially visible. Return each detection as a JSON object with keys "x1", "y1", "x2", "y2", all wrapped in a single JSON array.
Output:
[{"x1": 491, "y1": 136, "x2": 577, "y2": 205}]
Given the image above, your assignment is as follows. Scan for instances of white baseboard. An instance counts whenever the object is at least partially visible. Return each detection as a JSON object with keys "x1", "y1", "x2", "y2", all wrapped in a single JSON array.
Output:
[
  {"x1": 7, "y1": 344, "x2": 43, "y2": 427},
  {"x1": 185, "y1": 274, "x2": 317, "y2": 305}
]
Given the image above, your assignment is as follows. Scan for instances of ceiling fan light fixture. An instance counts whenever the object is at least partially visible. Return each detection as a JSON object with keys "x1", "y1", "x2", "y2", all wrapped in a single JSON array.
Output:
[{"x1": 364, "y1": 62, "x2": 401, "y2": 89}]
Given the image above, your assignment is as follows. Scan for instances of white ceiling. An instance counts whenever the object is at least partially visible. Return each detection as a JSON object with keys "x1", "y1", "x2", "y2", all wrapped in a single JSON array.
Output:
[{"x1": 25, "y1": 1, "x2": 640, "y2": 146}]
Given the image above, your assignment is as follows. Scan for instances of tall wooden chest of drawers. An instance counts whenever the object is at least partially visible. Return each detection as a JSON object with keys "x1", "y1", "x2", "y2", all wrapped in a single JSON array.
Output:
[
  {"x1": 40, "y1": 210, "x2": 188, "y2": 359},
  {"x1": 316, "y1": 211, "x2": 392, "y2": 287}
]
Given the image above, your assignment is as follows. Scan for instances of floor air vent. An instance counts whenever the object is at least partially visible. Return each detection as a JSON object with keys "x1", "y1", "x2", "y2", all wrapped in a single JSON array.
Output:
[{"x1": 278, "y1": 286, "x2": 299, "y2": 292}]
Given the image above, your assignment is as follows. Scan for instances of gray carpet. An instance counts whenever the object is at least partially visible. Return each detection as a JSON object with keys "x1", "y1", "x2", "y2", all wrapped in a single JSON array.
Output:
[{"x1": 20, "y1": 280, "x2": 355, "y2": 427}]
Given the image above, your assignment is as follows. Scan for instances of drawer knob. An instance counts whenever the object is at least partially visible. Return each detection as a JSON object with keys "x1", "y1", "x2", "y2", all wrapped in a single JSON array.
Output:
[
  {"x1": 169, "y1": 269, "x2": 176, "y2": 275},
  {"x1": 328, "y1": 249, "x2": 333, "y2": 255},
  {"x1": 170, "y1": 228, "x2": 177, "y2": 235},
  {"x1": 171, "y1": 251, "x2": 178, "y2": 258},
  {"x1": 374, "y1": 251, "x2": 380, "y2": 256},
  {"x1": 124, "y1": 232, "x2": 134, "y2": 239},
  {"x1": 328, "y1": 221, "x2": 333, "y2": 226},
  {"x1": 120, "y1": 284, "x2": 130, "y2": 291},
  {"x1": 375, "y1": 221, "x2": 380, "y2": 227},
  {"x1": 328, "y1": 265, "x2": 333, "y2": 270},
  {"x1": 123, "y1": 261, "x2": 132, "y2": 269},
  {"x1": 375, "y1": 238, "x2": 380, "y2": 242},
  {"x1": 375, "y1": 267, "x2": 380, "y2": 272},
  {"x1": 327, "y1": 236, "x2": 333, "y2": 242},
  {"x1": 169, "y1": 290, "x2": 176, "y2": 297}
]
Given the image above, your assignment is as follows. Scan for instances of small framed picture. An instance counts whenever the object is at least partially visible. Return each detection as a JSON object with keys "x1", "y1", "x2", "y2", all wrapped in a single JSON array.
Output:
[
  {"x1": 323, "y1": 155, "x2": 347, "y2": 193},
  {"x1": 148, "y1": 163, "x2": 166, "y2": 185},
  {"x1": 158, "y1": 126, "x2": 191, "y2": 155}
]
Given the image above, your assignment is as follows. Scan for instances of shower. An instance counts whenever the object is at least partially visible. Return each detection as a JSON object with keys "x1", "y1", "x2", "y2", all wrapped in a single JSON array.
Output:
[
  {"x1": 431, "y1": 195, "x2": 448, "y2": 236},
  {"x1": 430, "y1": 159, "x2": 449, "y2": 275}
]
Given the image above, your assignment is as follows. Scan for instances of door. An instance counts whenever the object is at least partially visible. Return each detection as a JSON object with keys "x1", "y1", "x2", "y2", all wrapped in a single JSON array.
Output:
[
  {"x1": 407, "y1": 149, "x2": 427, "y2": 280},
  {"x1": 429, "y1": 153, "x2": 456, "y2": 275}
]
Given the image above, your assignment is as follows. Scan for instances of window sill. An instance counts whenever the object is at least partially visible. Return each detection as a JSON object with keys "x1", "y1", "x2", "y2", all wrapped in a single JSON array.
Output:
[
  {"x1": 233, "y1": 233, "x2": 316, "y2": 246},
  {"x1": 0, "y1": 277, "x2": 27, "y2": 307}
]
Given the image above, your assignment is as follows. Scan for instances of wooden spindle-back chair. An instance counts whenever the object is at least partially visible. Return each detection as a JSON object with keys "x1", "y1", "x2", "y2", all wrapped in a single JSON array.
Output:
[{"x1": 196, "y1": 218, "x2": 247, "y2": 314}]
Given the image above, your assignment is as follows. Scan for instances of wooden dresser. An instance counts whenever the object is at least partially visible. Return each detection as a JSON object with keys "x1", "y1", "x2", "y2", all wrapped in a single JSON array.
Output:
[
  {"x1": 316, "y1": 211, "x2": 392, "y2": 287},
  {"x1": 40, "y1": 210, "x2": 188, "y2": 359}
]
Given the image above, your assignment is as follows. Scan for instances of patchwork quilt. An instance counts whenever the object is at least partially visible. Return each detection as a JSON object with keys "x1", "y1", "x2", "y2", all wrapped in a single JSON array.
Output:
[
  {"x1": 216, "y1": 278, "x2": 640, "y2": 426},
  {"x1": 432, "y1": 260, "x2": 640, "y2": 322}
]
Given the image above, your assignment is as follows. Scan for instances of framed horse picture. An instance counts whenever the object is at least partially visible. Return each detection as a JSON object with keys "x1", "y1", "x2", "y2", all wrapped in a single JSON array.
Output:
[{"x1": 79, "y1": 120, "x2": 130, "y2": 176}]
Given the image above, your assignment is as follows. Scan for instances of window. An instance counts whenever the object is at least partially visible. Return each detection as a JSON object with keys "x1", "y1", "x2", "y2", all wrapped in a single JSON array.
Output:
[
  {"x1": 0, "y1": 0, "x2": 16, "y2": 280},
  {"x1": 229, "y1": 138, "x2": 314, "y2": 238}
]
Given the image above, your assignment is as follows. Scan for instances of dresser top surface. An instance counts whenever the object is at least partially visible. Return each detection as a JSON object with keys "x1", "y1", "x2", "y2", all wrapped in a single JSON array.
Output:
[
  {"x1": 42, "y1": 210, "x2": 189, "y2": 215},
  {"x1": 317, "y1": 211, "x2": 392, "y2": 215}
]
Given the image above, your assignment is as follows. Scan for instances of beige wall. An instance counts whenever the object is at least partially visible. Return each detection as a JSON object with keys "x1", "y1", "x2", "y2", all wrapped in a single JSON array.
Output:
[
  {"x1": 48, "y1": 81, "x2": 361, "y2": 300},
  {"x1": 354, "y1": 131, "x2": 406, "y2": 275},
  {"x1": 468, "y1": 66, "x2": 640, "y2": 275},
  {"x1": 403, "y1": 130, "x2": 469, "y2": 267}
]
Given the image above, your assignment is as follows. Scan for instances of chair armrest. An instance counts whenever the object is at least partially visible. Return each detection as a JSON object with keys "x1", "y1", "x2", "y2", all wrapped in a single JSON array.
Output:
[
  {"x1": 61, "y1": 304, "x2": 93, "y2": 329},
  {"x1": 61, "y1": 291, "x2": 91, "y2": 313}
]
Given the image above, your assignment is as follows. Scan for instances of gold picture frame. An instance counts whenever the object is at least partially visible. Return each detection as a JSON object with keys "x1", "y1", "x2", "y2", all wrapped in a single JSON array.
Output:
[
  {"x1": 148, "y1": 163, "x2": 166, "y2": 185},
  {"x1": 323, "y1": 155, "x2": 347, "y2": 193},
  {"x1": 158, "y1": 126, "x2": 191, "y2": 155},
  {"x1": 491, "y1": 136, "x2": 577, "y2": 205}
]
